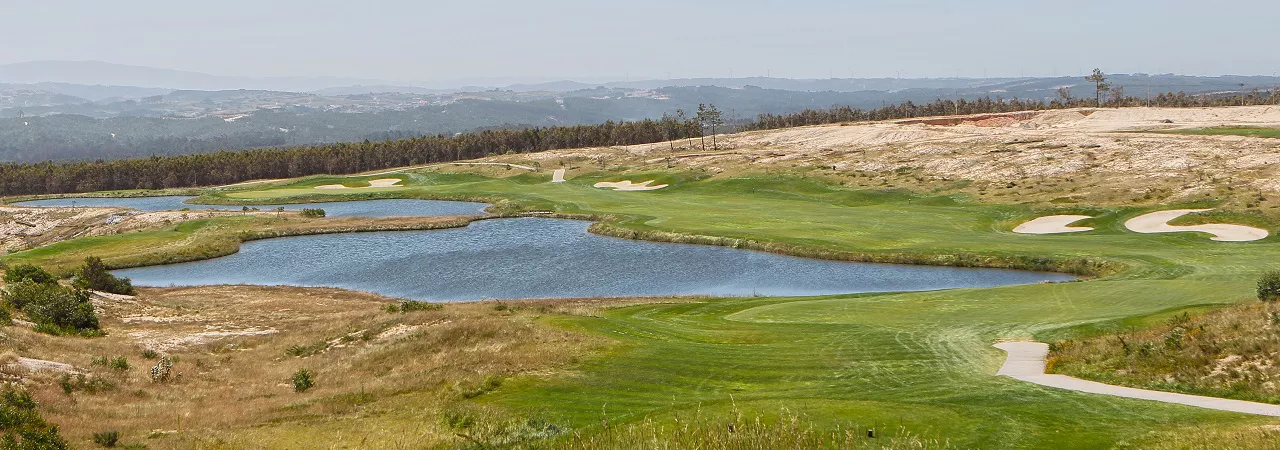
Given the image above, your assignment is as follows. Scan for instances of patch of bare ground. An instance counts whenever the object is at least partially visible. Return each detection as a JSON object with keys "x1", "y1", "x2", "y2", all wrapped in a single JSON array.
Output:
[
  {"x1": 0, "y1": 285, "x2": 688, "y2": 448},
  {"x1": 478, "y1": 106, "x2": 1280, "y2": 212},
  {"x1": 0, "y1": 205, "x2": 257, "y2": 254}
]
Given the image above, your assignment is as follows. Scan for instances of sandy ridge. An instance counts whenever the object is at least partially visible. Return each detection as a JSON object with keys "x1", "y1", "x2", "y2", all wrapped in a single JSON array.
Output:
[{"x1": 994, "y1": 342, "x2": 1280, "y2": 417}]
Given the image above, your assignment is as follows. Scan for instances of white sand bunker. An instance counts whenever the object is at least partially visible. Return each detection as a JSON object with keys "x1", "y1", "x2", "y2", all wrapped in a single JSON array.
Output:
[
  {"x1": 593, "y1": 180, "x2": 668, "y2": 191},
  {"x1": 1013, "y1": 215, "x2": 1094, "y2": 234},
  {"x1": 551, "y1": 169, "x2": 566, "y2": 183},
  {"x1": 315, "y1": 178, "x2": 402, "y2": 190},
  {"x1": 1125, "y1": 209, "x2": 1269, "y2": 242}
]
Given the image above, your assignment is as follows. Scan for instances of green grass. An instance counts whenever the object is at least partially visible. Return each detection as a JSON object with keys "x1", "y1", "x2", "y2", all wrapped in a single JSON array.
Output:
[
  {"x1": 1159, "y1": 126, "x2": 1280, "y2": 139},
  {"x1": 21, "y1": 170, "x2": 1280, "y2": 447}
]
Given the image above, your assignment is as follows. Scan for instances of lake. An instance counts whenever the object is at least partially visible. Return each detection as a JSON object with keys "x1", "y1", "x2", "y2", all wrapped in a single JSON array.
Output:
[
  {"x1": 114, "y1": 218, "x2": 1075, "y2": 301},
  {"x1": 12, "y1": 197, "x2": 489, "y2": 218}
]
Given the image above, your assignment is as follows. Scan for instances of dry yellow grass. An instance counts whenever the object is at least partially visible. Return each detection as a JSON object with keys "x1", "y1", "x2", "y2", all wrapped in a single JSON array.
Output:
[{"x1": 0, "y1": 285, "x2": 682, "y2": 448}]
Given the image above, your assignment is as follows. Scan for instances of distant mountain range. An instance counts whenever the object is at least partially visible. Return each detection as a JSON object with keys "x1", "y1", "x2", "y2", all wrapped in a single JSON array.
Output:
[{"x1": 3, "y1": 60, "x2": 1280, "y2": 165}]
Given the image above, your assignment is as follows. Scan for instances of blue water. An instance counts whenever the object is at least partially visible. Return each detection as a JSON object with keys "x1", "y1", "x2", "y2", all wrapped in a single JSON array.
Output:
[
  {"x1": 12, "y1": 197, "x2": 489, "y2": 218},
  {"x1": 115, "y1": 218, "x2": 1074, "y2": 302}
]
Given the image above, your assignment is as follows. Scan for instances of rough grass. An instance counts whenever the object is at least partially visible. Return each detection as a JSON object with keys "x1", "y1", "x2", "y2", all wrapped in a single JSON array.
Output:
[
  {"x1": 1048, "y1": 302, "x2": 1280, "y2": 404},
  {"x1": 1162, "y1": 126, "x2": 1280, "y2": 139},
  {"x1": 0, "y1": 286, "x2": 616, "y2": 448}
]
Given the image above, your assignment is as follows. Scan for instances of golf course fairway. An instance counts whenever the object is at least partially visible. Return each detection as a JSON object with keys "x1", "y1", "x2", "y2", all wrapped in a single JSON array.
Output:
[{"x1": 7, "y1": 171, "x2": 1278, "y2": 448}]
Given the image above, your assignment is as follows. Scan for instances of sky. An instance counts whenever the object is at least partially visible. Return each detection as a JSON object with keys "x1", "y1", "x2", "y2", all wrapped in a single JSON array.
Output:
[{"x1": 2, "y1": 0, "x2": 1278, "y2": 83}]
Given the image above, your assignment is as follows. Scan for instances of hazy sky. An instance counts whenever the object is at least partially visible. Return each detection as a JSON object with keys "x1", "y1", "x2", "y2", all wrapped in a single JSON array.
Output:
[{"x1": 3, "y1": 0, "x2": 1278, "y2": 82}]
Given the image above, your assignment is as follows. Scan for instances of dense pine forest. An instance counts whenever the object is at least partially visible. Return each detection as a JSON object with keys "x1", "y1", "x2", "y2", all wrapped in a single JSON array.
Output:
[
  {"x1": 2, "y1": 88, "x2": 1279, "y2": 197},
  {"x1": 0, "y1": 118, "x2": 699, "y2": 196}
]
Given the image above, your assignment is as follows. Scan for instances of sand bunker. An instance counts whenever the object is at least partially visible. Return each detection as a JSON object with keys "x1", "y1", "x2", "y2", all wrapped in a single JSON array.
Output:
[
  {"x1": 315, "y1": 178, "x2": 402, "y2": 190},
  {"x1": 1013, "y1": 215, "x2": 1094, "y2": 234},
  {"x1": 552, "y1": 169, "x2": 566, "y2": 183},
  {"x1": 593, "y1": 180, "x2": 669, "y2": 191},
  {"x1": 1124, "y1": 209, "x2": 1269, "y2": 242}
]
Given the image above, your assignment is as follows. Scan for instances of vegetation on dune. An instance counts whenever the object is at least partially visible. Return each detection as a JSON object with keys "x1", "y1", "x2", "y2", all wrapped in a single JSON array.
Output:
[
  {"x1": 1, "y1": 261, "x2": 102, "y2": 336},
  {"x1": 71, "y1": 257, "x2": 134, "y2": 295},
  {"x1": 0, "y1": 387, "x2": 69, "y2": 449},
  {"x1": 1048, "y1": 277, "x2": 1280, "y2": 404}
]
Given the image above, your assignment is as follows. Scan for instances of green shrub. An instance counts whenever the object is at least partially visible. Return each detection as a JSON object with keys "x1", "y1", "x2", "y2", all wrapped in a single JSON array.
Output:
[
  {"x1": 59, "y1": 373, "x2": 115, "y2": 395},
  {"x1": 299, "y1": 208, "x2": 326, "y2": 218},
  {"x1": 0, "y1": 306, "x2": 10, "y2": 326},
  {"x1": 2, "y1": 264, "x2": 56, "y2": 285},
  {"x1": 399, "y1": 301, "x2": 443, "y2": 312},
  {"x1": 140, "y1": 348, "x2": 159, "y2": 360},
  {"x1": 19, "y1": 287, "x2": 99, "y2": 334},
  {"x1": 0, "y1": 387, "x2": 69, "y2": 449},
  {"x1": 292, "y1": 368, "x2": 315, "y2": 392},
  {"x1": 92, "y1": 356, "x2": 130, "y2": 371},
  {"x1": 91, "y1": 430, "x2": 120, "y2": 447},
  {"x1": 72, "y1": 257, "x2": 135, "y2": 295},
  {"x1": 1258, "y1": 271, "x2": 1280, "y2": 302},
  {"x1": 4, "y1": 280, "x2": 101, "y2": 335},
  {"x1": 286, "y1": 341, "x2": 327, "y2": 357}
]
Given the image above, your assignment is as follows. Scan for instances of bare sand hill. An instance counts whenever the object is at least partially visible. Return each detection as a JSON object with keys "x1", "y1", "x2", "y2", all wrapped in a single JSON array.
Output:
[{"x1": 490, "y1": 106, "x2": 1280, "y2": 208}]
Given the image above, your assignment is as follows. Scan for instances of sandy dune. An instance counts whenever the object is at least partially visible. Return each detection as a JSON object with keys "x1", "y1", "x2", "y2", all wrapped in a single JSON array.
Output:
[
  {"x1": 315, "y1": 178, "x2": 402, "y2": 190},
  {"x1": 995, "y1": 342, "x2": 1280, "y2": 417},
  {"x1": 1124, "y1": 209, "x2": 1269, "y2": 242},
  {"x1": 498, "y1": 106, "x2": 1280, "y2": 201},
  {"x1": 1013, "y1": 215, "x2": 1094, "y2": 234},
  {"x1": 552, "y1": 168, "x2": 566, "y2": 183},
  {"x1": 593, "y1": 180, "x2": 669, "y2": 191}
]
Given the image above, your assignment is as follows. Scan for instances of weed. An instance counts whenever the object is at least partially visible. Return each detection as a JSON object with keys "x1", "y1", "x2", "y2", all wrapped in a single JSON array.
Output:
[
  {"x1": 292, "y1": 368, "x2": 315, "y2": 392},
  {"x1": 92, "y1": 430, "x2": 120, "y2": 447}
]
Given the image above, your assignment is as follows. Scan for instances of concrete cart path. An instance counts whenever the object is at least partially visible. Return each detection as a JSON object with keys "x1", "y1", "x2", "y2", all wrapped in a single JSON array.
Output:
[{"x1": 994, "y1": 341, "x2": 1280, "y2": 417}]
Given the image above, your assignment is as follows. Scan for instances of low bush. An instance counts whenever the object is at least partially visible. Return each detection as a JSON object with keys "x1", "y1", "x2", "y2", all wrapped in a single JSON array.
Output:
[
  {"x1": 299, "y1": 208, "x2": 326, "y2": 218},
  {"x1": 388, "y1": 301, "x2": 443, "y2": 313},
  {"x1": 91, "y1": 430, "x2": 120, "y2": 448},
  {"x1": 1259, "y1": 270, "x2": 1280, "y2": 302},
  {"x1": 72, "y1": 257, "x2": 135, "y2": 295},
  {"x1": 59, "y1": 373, "x2": 116, "y2": 395},
  {"x1": 92, "y1": 356, "x2": 130, "y2": 371},
  {"x1": 286, "y1": 341, "x2": 328, "y2": 357},
  {"x1": 0, "y1": 387, "x2": 68, "y2": 449},
  {"x1": 2, "y1": 264, "x2": 56, "y2": 285},
  {"x1": 4, "y1": 280, "x2": 100, "y2": 335},
  {"x1": 292, "y1": 368, "x2": 315, "y2": 392}
]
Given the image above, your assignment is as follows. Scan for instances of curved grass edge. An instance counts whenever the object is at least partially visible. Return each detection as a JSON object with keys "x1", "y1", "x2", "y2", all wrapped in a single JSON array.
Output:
[{"x1": 585, "y1": 221, "x2": 1124, "y2": 277}]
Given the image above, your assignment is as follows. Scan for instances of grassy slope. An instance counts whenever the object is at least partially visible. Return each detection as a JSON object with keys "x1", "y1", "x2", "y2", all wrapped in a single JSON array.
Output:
[
  {"x1": 1048, "y1": 301, "x2": 1280, "y2": 404},
  {"x1": 12, "y1": 170, "x2": 1280, "y2": 447},
  {"x1": 1161, "y1": 127, "x2": 1280, "y2": 139}
]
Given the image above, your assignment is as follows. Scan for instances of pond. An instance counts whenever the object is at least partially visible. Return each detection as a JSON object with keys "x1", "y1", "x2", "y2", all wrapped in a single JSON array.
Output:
[
  {"x1": 12, "y1": 197, "x2": 489, "y2": 218},
  {"x1": 114, "y1": 218, "x2": 1075, "y2": 301}
]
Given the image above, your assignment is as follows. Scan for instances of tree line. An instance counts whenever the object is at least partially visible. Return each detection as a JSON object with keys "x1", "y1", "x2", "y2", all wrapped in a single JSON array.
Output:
[
  {"x1": 746, "y1": 70, "x2": 1280, "y2": 131},
  {"x1": 3, "y1": 73, "x2": 1280, "y2": 197},
  {"x1": 0, "y1": 117, "x2": 700, "y2": 196}
]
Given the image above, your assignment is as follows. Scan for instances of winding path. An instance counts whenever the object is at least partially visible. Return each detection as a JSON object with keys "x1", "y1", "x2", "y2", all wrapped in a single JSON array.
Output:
[{"x1": 994, "y1": 342, "x2": 1280, "y2": 417}]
